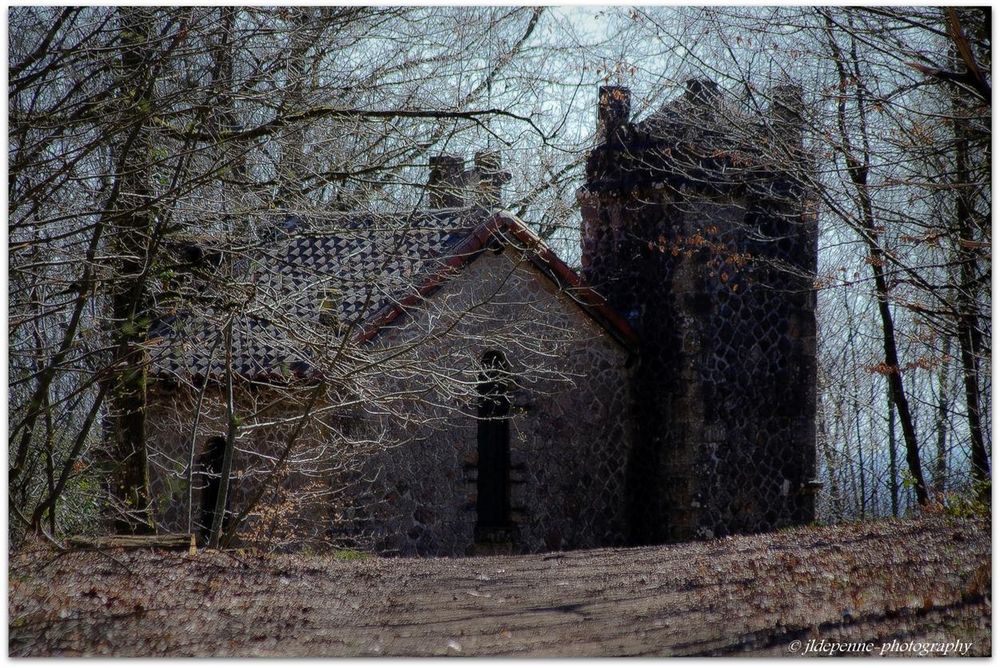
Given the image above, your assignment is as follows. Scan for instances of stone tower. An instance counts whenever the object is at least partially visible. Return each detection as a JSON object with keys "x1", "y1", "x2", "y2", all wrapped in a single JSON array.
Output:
[{"x1": 580, "y1": 79, "x2": 819, "y2": 543}]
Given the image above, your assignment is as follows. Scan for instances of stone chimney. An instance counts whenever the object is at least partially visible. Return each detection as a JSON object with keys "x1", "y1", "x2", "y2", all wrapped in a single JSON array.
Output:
[
  {"x1": 768, "y1": 83, "x2": 805, "y2": 154},
  {"x1": 596, "y1": 85, "x2": 631, "y2": 144},
  {"x1": 428, "y1": 155, "x2": 465, "y2": 208},
  {"x1": 474, "y1": 150, "x2": 511, "y2": 209},
  {"x1": 684, "y1": 77, "x2": 720, "y2": 106},
  {"x1": 681, "y1": 78, "x2": 722, "y2": 126},
  {"x1": 769, "y1": 83, "x2": 804, "y2": 127}
]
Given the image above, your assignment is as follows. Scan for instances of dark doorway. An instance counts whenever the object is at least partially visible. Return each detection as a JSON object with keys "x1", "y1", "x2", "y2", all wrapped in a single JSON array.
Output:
[
  {"x1": 198, "y1": 435, "x2": 228, "y2": 543},
  {"x1": 476, "y1": 351, "x2": 511, "y2": 530}
]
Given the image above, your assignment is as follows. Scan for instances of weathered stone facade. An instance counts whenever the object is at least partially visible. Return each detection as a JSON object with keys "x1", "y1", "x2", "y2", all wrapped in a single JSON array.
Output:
[
  {"x1": 145, "y1": 385, "x2": 366, "y2": 550},
  {"x1": 580, "y1": 81, "x2": 818, "y2": 543},
  {"x1": 147, "y1": 241, "x2": 633, "y2": 556},
  {"x1": 346, "y1": 249, "x2": 633, "y2": 555},
  {"x1": 147, "y1": 79, "x2": 818, "y2": 556}
]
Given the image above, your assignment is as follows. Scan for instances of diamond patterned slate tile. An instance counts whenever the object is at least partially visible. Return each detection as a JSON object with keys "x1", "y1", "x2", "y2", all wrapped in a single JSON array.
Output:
[{"x1": 148, "y1": 211, "x2": 478, "y2": 381}]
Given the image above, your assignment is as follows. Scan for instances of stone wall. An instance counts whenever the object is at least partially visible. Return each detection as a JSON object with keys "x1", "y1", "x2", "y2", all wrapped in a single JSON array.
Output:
[
  {"x1": 146, "y1": 385, "x2": 380, "y2": 550},
  {"x1": 147, "y1": 246, "x2": 633, "y2": 556},
  {"x1": 350, "y1": 249, "x2": 633, "y2": 555},
  {"x1": 580, "y1": 83, "x2": 818, "y2": 543}
]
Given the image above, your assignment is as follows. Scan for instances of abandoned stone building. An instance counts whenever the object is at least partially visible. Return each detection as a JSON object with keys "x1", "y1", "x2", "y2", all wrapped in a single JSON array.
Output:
[{"x1": 147, "y1": 79, "x2": 818, "y2": 555}]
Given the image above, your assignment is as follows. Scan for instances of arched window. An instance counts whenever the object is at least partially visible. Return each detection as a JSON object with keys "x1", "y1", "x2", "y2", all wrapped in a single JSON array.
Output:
[{"x1": 476, "y1": 351, "x2": 511, "y2": 530}]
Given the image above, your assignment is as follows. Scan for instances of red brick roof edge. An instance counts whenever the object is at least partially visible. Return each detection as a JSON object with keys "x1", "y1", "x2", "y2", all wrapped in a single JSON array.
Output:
[{"x1": 355, "y1": 211, "x2": 639, "y2": 351}]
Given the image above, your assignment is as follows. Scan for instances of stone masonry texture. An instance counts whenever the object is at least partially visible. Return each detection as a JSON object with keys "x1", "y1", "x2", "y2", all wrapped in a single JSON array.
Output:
[
  {"x1": 580, "y1": 83, "x2": 818, "y2": 543},
  {"x1": 347, "y1": 250, "x2": 633, "y2": 555},
  {"x1": 146, "y1": 82, "x2": 818, "y2": 555},
  {"x1": 148, "y1": 248, "x2": 633, "y2": 556}
]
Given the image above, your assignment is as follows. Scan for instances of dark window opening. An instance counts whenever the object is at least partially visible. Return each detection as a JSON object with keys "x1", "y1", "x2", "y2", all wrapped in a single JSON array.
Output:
[{"x1": 476, "y1": 351, "x2": 511, "y2": 530}]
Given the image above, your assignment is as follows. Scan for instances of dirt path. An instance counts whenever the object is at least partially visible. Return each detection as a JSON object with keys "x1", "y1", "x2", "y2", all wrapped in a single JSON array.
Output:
[{"x1": 9, "y1": 516, "x2": 990, "y2": 657}]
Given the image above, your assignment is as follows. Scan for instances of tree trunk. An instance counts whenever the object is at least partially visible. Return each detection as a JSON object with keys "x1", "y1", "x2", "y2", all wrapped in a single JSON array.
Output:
[
  {"x1": 887, "y1": 384, "x2": 899, "y2": 517},
  {"x1": 106, "y1": 7, "x2": 159, "y2": 534},
  {"x1": 842, "y1": 287, "x2": 868, "y2": 516},
  {"x1": 208, "y1": 320, "x2": 238, "y2": 548},
  {"x1": 66, "y1": 533, "x2": 193, "y2": 551},
  {"x1": 823, "y1": 16, "x2": 929, "y2": 504},
  {"x1": 951, "y1": 89, "x2": 990, "y2": 499},
  {"x1": 933, "y1": 334, "x2": 953, "y2": 494},
  {"x1": 816, "y1": 388, "x2": 843, "y2": 520},
  {"x1": 273, "y1": 8, "x2": 316, "y2": 209}
]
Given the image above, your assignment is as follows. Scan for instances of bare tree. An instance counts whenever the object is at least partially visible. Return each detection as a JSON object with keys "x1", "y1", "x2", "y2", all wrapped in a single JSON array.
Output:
[
  {"x1": 8, "y1": 6, "x2": 634, "y2": 547},
  {"x1": 11, "y1": 6, "x2": 987, "y2": 549},
  {"x1": 606, "y1": 5, "x2": 991, "y2": 516}
]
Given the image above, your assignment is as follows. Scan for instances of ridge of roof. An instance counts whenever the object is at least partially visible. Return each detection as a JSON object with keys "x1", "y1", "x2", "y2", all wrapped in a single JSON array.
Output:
[
  {"x1": 356, "y1": 211, "x2": 639, "y2": 352},
  {"x1": 150, "y1": 209, "x2": 638, "y2": 384}
]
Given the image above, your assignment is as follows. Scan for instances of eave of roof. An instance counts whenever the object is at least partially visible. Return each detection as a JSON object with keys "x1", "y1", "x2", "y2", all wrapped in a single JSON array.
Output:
[{"x1": 355, "y1": 211, "x2": 639, "y2": 353}]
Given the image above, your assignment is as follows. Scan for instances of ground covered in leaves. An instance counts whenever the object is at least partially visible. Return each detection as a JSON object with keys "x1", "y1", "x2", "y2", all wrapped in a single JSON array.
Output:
[{"x1": 8, "y1": 516, "x2": 990, "y2": 657}]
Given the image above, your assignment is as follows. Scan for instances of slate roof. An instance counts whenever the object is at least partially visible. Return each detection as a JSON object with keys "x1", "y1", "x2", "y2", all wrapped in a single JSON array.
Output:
[
  {"x1": 263, "y1": 213, "x2": 474, "y2": 327},
  {"x1": 148, "y1": 209, "x2": 636, "y2": 383}
]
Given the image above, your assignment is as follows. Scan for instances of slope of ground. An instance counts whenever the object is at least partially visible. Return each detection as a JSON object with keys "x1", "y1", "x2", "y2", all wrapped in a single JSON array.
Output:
[{"x1": 8, "y1": 516, "x2": 990, "y2": 657}]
